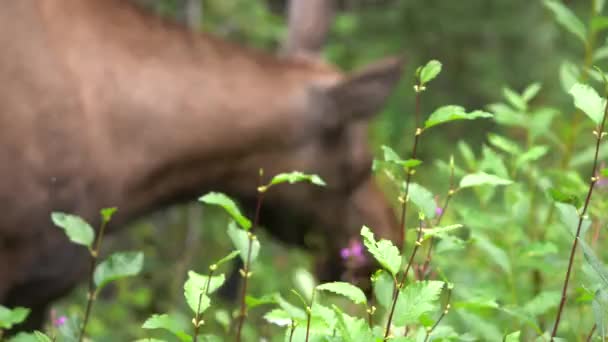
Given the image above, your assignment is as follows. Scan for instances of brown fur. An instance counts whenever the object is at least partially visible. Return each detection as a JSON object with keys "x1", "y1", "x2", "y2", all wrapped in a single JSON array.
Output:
[{"x1": 0, "y1": 0, "x2": 403, "y2": 329}]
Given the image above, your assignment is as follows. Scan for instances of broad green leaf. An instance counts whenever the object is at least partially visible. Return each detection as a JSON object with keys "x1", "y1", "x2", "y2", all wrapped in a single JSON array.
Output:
[
  {"x1": 372, "y1": 270, "x2": 395, "y2": 309},
  {"x1": 592, "y1": 15, "x2": 608, "y2": 32},
  {"x1": 227, "y1": 221, "x2": 260, "y2": 264},
  {"x1": 502, "y1": 87, "x2": 527, "y2": 111},
  {"x1": 100, "y1": 207, "x2": 117, "y2": 224},
  {"x1": 522, "y1": 83, "x2": 542, "y2": 102},
  {"x1": 266, "y1": 171, "x2": 326, "y2": 188},
  {"x1": 263, "y1": 308, "x2": 292, "y2": 326},
  {"x1": 578, "y1": 237, "x2": 608, "y2": 287},
  {"x1": 487, "y1": 133, "x2": 521, "y2": 155},
  {"x1": 543, "y1": 0, "x2": 587, "y2": 43},
  {"x1": 213, "y1": 250, "x2": 240, "y2": 268},
  {"x1": 275, "y1": 294, "x2": 307, "y2": 320},
  {"x1": 408, "y1": 183, "x2": 437, "y2": 219},
  {"x1": 475, "y1": 234, "x2": 511, "y2": 274},
  {"x1": 316, "y1": 282, "x2": 367, "y2": 305},
  {"x1": 560, "y1": 60, "x2": 581, "y2": 93},
  {"x1": 51, "y1": 212, "x2": 95, "y2": 248},
  {"x1": 360, "y1": 226, "x2": 401, "y2": 276},
  {"x1": 555, "y1": 202, "x2": 591, "y2": 238},
  {"x1": 332, "y1": 306, "x2": 373, "y2": 342},
  {"x1": 569, "y1": 83, "x2": 606, "y2": 125},
  {"x1": 184, "y1": 288, "x2": 211, "y2": 315},
  {"x1": 245, "y1": 294, "x2": 277, "y2": 309},
  {"x1": 381, "y1": 145, "x2": 422, "y2": 168},
  {"x1": 0, "y1": 305, "x2": 30, "y2": 329},
  {"x1": 142, "y1": 314, "x2": 190, "y2": 342},
  {"x1": 34, "y1": 331, "x2": 53, "y2": 342},
  {"x1": 459, "y1": 172, "x2": 513, "y2": 188},
  {"x1": 199, "y1": 192, "x2": 251, "y2": 230},
  {"x1": 424, "y1": 106, "x2": 493, "y2": 129},
  {"x1": 6, "y1": 332, "x2": 53, "y2": 342},
  {"x1": 185, "y1": 271, "x2": 226, "y2": 296},
  {"x1": 293, "y1": 268, "x2": 316, "y2": 302},
  {"x1": 94, "y1": 251, "x2": 144, "y2": 291},
  {"x1": 548, "y1": 188, "x2": 582, "y2": 207},
  {"x1": 418, "y1": 60, "x2": 442, "y2": 85},
  {"x1": 504, "y1": 331, "x2": 521, "y2": 342},
  {"x1": 422, "y1": 224, "x2": 463, "y2": 241},
  {"x1": 393, "y1": 281, "x2": 445, "y2": 326}
]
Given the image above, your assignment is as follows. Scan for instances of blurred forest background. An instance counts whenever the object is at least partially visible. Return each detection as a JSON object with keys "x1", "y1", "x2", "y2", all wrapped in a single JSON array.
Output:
[{"x1": 50, "y1": 0, "x2": 605, "y2": 341}]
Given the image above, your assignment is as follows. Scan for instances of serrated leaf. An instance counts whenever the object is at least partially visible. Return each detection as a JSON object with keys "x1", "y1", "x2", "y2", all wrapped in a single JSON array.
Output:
[
  {"x1": 424, "y1": 106, "x2": 493, "y2": 129},
  {"x1": 142, "y1": 314, "x2": 190, "y2": 342},
  {"x1": 569, "y1": 83, "x2": 606, "y2": 125},
  {"x1": 51, "y1": 212, "x2": 95, "y2": 248},
  {"x1": 418, "y1": 60, "x2": 442, "y2": 85},
  {"x1": 393, "y1": 281, "x2": 445, "y2": 326},
  {"x1": 199, "y1": 192, "x2": 251, "y2": 230},
  {"x1": 93, "y1": 251, "x2": 143, "y2": 291},
  {"x1": 543, "y1": 0, "x2": 587, "y2": 43},
  {"x1": 578, "y1": 237, "x2": 608, "y2": 288},
  {"x1": 184, "y1": 272, "x2": 224, "y2": 314},
  {"x1": 332, "y1": 306, "x2": 373, "y2": 342},
  {"x1": 422, "y1": 224, "x2": 463, "y2": 241},
  {"x1": 408, "y1": 183, "x2": 437, "y2": 219},
  {"x1": 0, "y1": 305, "x2": 30, "y2": 329},
  {"x1": 381, "y1": 145, "x2": 422, "y2": 168},
  {"x1": 459, "y1": 172, "x2": 513, "y2": 188},
  {"x1": 360, "y1": 226, "x2": 401, "y2": 276},
  {"x1": 227, "y1": 221, "x2": 260, "y2": 264},
  {"x1": 267, "y1": 171, "x2": 326, "y2": 188},
  {"x1": 213, "y1": 250, "x2": 240, "y2": 268},
  {"x1": 316, "y1": 282, "x2": 367, "y2": 305},
  {"x1": 555, "y1": 202, "x2": 591, "y2": 238}
]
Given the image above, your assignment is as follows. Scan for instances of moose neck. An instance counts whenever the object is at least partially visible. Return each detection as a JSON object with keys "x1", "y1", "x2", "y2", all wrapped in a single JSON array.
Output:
[{"x1": 38, "y1": 0, "x2": 341, "y2": 218}]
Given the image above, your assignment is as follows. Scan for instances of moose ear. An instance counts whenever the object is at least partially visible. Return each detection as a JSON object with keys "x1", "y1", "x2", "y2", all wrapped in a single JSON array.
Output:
[{"x1": 327, "y1": 57, "x2": 405, "y2": 121}]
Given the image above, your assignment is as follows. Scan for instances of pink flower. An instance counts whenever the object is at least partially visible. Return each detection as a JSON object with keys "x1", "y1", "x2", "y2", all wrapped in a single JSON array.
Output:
[{"x1": 340, "y1": 240, "x2": 366, "y2": 264}]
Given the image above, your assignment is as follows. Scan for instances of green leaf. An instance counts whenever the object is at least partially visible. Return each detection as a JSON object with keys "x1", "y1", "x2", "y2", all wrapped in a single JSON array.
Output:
[
  {"x1": 245, "y1": 294, "x2": 277, "y2": 309},
  {"x1": 543, "y1": 0, "x2": 587, "y2": 43},
  {"x1": 578, "y1": 237, "x2": 608, "y2": 288},
  {"x1": 93, "y1": 251, "x2": 144, "y2": 291},
  {"x1": 459, "y1": 172, "x2": 513, "y2": 188},
  {"x1": 227, "y1": 221, "x2": 260, "y2": 264},
  {"x1": 458, "y1": 141, "x2": 477, "y2": 170},
  {"x1": 418, "y1": 60, "x2": 442, "y2": 85},
  {"x1": 275, "y1": 294, "x2": 307, "y2": 320},
  {"x1": 293, "y1": 268, "x2": 316, "y2": 302},
  {"x1": 0, "y1": 305, "x2": 30, "y2": 329},
  {"x1": 515, "y1": 146, "x2": 549, "y2": 169},
  {"x1": 601, "y1": 168, "x2": 608, "y2": 177},
  {"x1": 381, "y1": 145, "x2": 422, "y2": 168},
  {"x1": 33, "y1": 331, "x2": 53, "y2": 342},
  {"x1": 487, "y1": 133, "x2": 521, "y2": 155},
  {"x1": 266, "y1": 171, "x2": 326, "y2": 188},
  {"x1": 504, "y1": 331, "x2": 521, "y2": 342},
  {"x1": 592, "y1": 15, "x2": 608, "y2": 32},
  {"x1": 263, "y1": 308, "x2": 292, "y2": 327},
  {"x1": 199, "y1": 192, "x2": 251, "y2": 230},
  {"x1": 316, "y1": 282, "x2": 367, "y2": 305},
  {"x1": 332, "y1": 306, "x2": 373, "y2": 342},
  {"x1": 523, "y1": 291, "x2": 560, "y2": 316},
  {"x1": 100, "y1": 207, "x2": 117, "y2": 224},
  {"x1": 475, "y1": 234, "x2": 511, "y2": 274},
  {"x1": 592, "y1": 288, "x2": 608, "y2": 341},
  {"x1": 522, "y1": 83, "x2": 542, "y2": 102},
  {"x1": 360, "y1": 226, "x2": 401, "y2": 276},
  {"x1": 424, "y1": 106, "x2": 493, "y2": 129},
  {"x1": 372, "y1": 270, "x2": 395, "y2": 309},
  {"x1": 502, "y1": 87, "x2": 527, "y2": 111},
  {"x1": 408, "y1": 183, "x2": 437, "y2": 219},
  {"x1": 213, "y1": 250, "x2": 240, "y2": 268},
  {"x1": 51, "y1": 212, "x2": 95, "y2": 248},
  {"x1": 560, "y1": 60, "x2": 581, "y2": 93},
  {"x1": 142, "y1": 314, "x2": 191, "y2": 342},
  {"x1": 548, "y1": 188, "x2": 582, "y2": 207},
  {"x1": 555, "y1": 203, "x2": 591, "y2": 238},
  {"x1": 393, "y1": 281, "x2": 445, "y2": 326},
  {"x1": 422, "y1": 224, "x2": 464, "y2": 241},
  {"x1": 569, "y1": 83, "x2": 606, "y2": 125},
  {"x1": 183, "y1": 271, "x2": 224, "y2": 315},
  {"x1": 6, "y1": 332, "x2": 53, "y2": 342}
]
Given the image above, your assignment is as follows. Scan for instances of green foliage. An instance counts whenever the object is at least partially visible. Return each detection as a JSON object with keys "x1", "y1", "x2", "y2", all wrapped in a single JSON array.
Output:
[
  {"x1": 51, "y1": 212, "x2": 95, "y2": 248},
  {"x1": 94, "y1": 252, "x2": 144, "y2": 292},
  {"x1": 569, "y1": 83, "x2": 607, "y2": 124},
  {"x1": 0, "y1": 306, "x2": 30, "y2": 330},
  {"x1": 316, "y1": 282, "x2": 367, "y2": 305},
  {"x1": 360, "y1": 226, "x2": 402, "y2": 276},
  {"x1": 227, "y1": 221, "x2": 260, "y2": 264},
  {"x1": 417, "y1": 60, "x2": 443, "y2": 86},
  {"x1": 424, "y1": 105, "x2": 493, "y2": 129},
  {"x1": 199, "y1": 192, "x2": 251, "y2": 230}
]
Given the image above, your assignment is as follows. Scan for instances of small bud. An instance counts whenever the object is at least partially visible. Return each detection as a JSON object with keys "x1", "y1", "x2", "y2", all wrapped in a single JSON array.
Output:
[
  {"x1": 415, "y1": 128, "x2": 423, "y2": 136},
  {"x1": 448, "y1": 189, "x2": 455, "y2": 196},
  {"x1": 239, "y1": 268, "x2": 247, "y2": 277},
  {"x1": 416, "y1": 240, "x2": 422, "y2": 246},
  {"x1": 257, "y1": 185, "x2": 267, "y2": 193},
  {"x1": 209, "y1": 264, "x2": 217, "y2": 272},
  {"x1": 446, "y1": 304, "x2": 451, "y2": 310},
  {"x1": 592, "y1": 176, "x2": 598, "y2": 183}
]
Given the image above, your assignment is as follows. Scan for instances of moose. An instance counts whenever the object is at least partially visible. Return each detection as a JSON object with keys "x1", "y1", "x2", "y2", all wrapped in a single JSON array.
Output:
[{"x1": 0, "y1": 0, "x2": 404, "y2": 330}]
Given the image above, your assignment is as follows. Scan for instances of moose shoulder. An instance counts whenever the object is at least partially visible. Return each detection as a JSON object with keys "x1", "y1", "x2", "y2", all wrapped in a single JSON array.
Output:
[{"x1": 0, "y1": 0, "x2": 404, "y2": 330}]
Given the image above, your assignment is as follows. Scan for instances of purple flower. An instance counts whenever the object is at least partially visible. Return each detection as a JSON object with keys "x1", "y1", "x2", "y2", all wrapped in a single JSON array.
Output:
[
  {"x1": 434, "y1": 195, "x2": 444, "y2": 217},
  {"x1": 340, "y1": 240, "x2": 366, "y2": 264},
  {"x1": 53, "y1": 315, "x2": 67, "y2": 327}
]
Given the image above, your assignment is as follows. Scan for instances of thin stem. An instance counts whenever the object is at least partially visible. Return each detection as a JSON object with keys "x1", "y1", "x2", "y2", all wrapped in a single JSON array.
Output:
[
  {"x1": 424, "y1": 286, "x2": 452, "y2": 342},
  {"x1": 305, "y1": 290, "x2": 316, "y2": 342},
  {"x1": 367, "y1": 306, "x2": 375, "y2": 328},
  {"x1": 586, "y1": 324, "x2": 597, "y2": 342},
  {"x1": 78, "y1": 218, "x2": 110, "y2": 342},
  {"x1": 384, "y1": 218, "x2": 424, "y2": 340},
  {"x1": 288, "y1": 321, "x2": 296, "y2": 342},
  {"x1": 551, "y1": 93, "x2": 608, "y2": 340},
  {"x1": 235, "y1": 174, "x2": 265, "y2": 342},
  {"x1": 193, "y1": 268, "x2": 215, "y2": 342}
]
